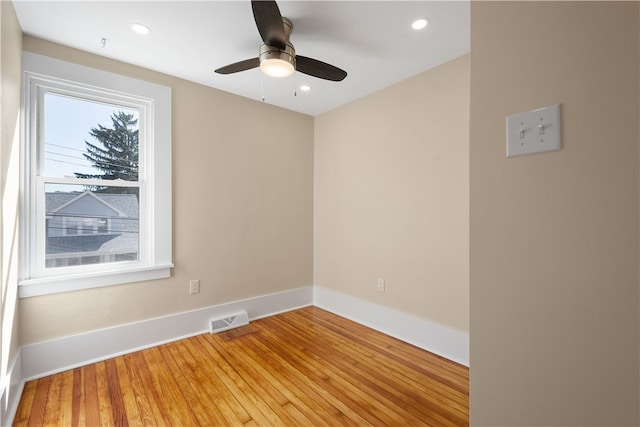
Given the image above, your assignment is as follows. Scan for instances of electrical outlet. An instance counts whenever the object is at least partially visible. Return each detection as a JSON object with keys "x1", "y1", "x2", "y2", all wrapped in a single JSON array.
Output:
[
  {"x1": 377, "y1": 278, "x2": 385, "y2": 293},
  {"x1": 189, "y1": 279, "x2": 200, "y2": 294}
]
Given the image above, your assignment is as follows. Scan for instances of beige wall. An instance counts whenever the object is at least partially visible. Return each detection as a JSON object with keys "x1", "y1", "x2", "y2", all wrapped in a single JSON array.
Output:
[
  {"x1": 1, "y1": 0, "x2": 22, "y2": 378},
  {"x1": 314, "y1": 55, "x2": 470, "y2": 333},
  {"x1": 470, "y1": 2, "x2": 639, "y2": 425},
  {"x1": 19, "y1": 37, "x2": 314, "y2": 345}
]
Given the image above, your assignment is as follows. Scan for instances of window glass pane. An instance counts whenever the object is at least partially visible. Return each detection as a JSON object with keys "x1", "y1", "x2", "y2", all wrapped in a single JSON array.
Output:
[
  {"x1": 44, "y1": 93, "x2": 139, "y2": 182},
  {"x1": 44, "y1": 184, "x2": 139, "y2": 268},
  {"x1": 97, "y1": 218, "x2": 108, "y2": 233}
]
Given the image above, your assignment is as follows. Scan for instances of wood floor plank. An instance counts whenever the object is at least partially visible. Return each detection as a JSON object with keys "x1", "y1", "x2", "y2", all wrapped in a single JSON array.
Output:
[
  {"x1": 118, "y1": 353, "x2": 161, "y2": 426},
  {"x1": 141, "y1": 345, "x2": 201, "y2": 425},
  {"x1": 265, "y1": 313, "x2": 460, "y2": 426},
  {"x1": 13, "y1": 306, "x2": 469, "y2": 426},
  {"x1": 173, "y1": 338, "x2": 248, "y2": 424},
  {"x1": 56, "y1": 370, "x2": 74, "y2": 426},
  {"x1": 309, "y1": 308, "x2": 469, "y2": 390},
  {"x1": 156, "y1": 342, "x2": 225, "y2": 426},
  {"x1": 179, "y1": 338, "x2": 252, "y2": 425},
  {"x1": 221, "y1": 335, "x2": 336, "y2": 426},
  {"x1": 207, "y1": 331, "x2": 290, "y2": 407},
  {"x1": 112, "y1": 356, "x2": 143, "y2": 426},
  {"x1": 284, "y1": 309, "x2": 469, "y2": 424},
  {"x1": 27, "y1": 376, "x2": 50, "y2": 426},
  {"x1": 82, "y1": 364, "x2": 101, "y2": 427},
  {"x1": 95, "y1": 361, "x2": 115, "y2": 427},
  {"x1": 254, "y1": 327, "x2": 392, "y2": 425},
  {"x1": 42, "y1": 368, "x2": 62, "y2": 426},
  {"x1": 103, "y1": 359, "x2": 127, "y2": 427},
  {"x1": 194, "y1": 334, "x2": 287, "y2": 426},
  {"x1": 12, "y1": 379, "x2": 36, "y2": 427},
  {"x1": 127, "y1": 351, "x2": 170, "y2": 425},
  {"x1": 295, "y1": 308, "x2": 470, "y2": 419},
  {"x1": 200, "y1": 333, "x2": 305, "y2": 426},
  {"x1": 240, "y1": 332, "x2": 371, "y2": 426},
  {"x1": 258, "y1": 315, "x2": 427, "y2": 426}
]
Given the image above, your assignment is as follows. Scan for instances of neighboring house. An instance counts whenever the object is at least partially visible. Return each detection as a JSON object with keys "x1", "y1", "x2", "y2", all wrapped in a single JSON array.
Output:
[{"x1": 45, "y1": 191, "x2": 139, "y2": 267}]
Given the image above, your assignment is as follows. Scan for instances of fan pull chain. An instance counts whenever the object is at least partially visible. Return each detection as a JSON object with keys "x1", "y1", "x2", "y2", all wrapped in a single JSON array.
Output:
[
  {"x1": 293, "y1": 72, "x2": 297, "y2": 97},
  {"x1": 260, "y1": 72, "x2": 265, "y2": 102}
]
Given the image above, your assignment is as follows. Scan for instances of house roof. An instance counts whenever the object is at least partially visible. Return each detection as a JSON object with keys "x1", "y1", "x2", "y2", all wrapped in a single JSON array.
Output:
[
  {"x1": 46, "y1": 191, "x2": 139, "y2": 218},
  {"x1": 52, "y1": 191, "x2": 128, "y2": 218}
]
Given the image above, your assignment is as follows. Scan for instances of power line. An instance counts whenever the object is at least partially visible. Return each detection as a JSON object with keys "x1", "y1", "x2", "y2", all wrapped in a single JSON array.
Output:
[
  {"x1": 45, "y1": 150, "x2": 88, "y2": 163},
  {"x1": 45, "y1": 155, "x2": 138, "y2": 173},
  {"x1": 46, "y1": 213, "x2": 139, "y2": 220},
  {"x1": 45, "y1": 158, "x2": 94, "y2": 169},
  {"x1": 45, "y1": 148, "x2": 85, "y2": 159},
  {"x1": 45, "y1": 144, "x2": 139, "y2": 173},
  {"x1": 46, "y1": 142, "x2": 88, "y2": 153}
]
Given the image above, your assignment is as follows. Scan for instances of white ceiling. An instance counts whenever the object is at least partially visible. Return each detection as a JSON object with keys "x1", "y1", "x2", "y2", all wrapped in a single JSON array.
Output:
[{"x1": 12, "y1": 1, "x2": 470, "y2": 116}]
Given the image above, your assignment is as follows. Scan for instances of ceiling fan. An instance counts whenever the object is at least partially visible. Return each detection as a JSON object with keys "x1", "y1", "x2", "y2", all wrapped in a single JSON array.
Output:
[{"x1": 215, "y1": 0, "x2": 347, "y2": 82}]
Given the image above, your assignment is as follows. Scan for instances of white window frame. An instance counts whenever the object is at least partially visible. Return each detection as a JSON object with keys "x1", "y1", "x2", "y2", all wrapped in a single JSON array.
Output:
[{"x1": 19, "y1": 52, "x2": 173, "y2": 298}]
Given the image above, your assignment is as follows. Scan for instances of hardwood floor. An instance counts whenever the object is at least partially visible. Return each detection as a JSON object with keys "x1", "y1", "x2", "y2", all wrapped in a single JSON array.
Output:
[{"x1": 13, "y1": 306, "x2": 469, "y2": 426}]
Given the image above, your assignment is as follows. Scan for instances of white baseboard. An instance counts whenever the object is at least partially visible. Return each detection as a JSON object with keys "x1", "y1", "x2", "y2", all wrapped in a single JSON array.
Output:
[
  {"x1": 20, "y1": 286, "x2": 313, "y2": 381},
  {"x1": 0, "y1": 348, "x2": 24, "y2": 427},
  {"x1": 313, "y1": 286, "x2": 469, "y2": 366}
]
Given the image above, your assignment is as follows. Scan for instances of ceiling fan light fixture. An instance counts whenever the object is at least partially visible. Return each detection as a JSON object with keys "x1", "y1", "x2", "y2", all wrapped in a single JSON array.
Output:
[
  {"x1": 259, "y1": 44, "x2": 295, "y2": 78},
  {"x1": 260, "y1": 58, "x2": 295, "y2": 77}
]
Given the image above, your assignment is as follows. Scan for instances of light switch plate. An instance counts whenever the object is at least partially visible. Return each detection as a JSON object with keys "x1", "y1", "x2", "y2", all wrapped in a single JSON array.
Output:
[{"x1": 506, "y1": 104, "x2": 561, "y2": 158}]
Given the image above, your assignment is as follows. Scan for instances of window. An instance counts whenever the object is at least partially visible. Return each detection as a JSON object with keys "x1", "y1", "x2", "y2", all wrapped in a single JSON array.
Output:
[
  {"x1": 97, "y1": 218, "x2": 109, "y2": 234},
  {"x1": 20, "y1": 52, "x2": 173, "y2": 298}
]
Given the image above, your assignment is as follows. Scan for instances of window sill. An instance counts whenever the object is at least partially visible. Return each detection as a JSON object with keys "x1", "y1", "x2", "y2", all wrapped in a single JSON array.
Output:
[{"x1": 18, "y1": 264, "x2": 174, "y2": 298}]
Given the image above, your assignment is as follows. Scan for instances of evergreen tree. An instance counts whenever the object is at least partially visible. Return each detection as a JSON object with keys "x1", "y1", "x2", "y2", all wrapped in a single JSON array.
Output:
[{"x1": 75, "y1": 111, "x2": 138, "y2": 193}]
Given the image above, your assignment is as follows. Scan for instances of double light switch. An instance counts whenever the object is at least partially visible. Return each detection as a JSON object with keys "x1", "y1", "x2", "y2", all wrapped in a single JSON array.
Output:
[{"x1": 506, "y1": 104, "x2": 561, "y2": 158}]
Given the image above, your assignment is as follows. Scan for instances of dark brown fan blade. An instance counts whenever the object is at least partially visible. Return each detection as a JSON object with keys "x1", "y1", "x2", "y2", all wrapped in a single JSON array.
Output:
[
  {"x1": 251, "y1": 0, "x2": 286, "y2": 50},
  {"x1": 295, "y1": 56, "x2": 347, "y2": 82},
  {"x1": 215, "y1": 58, "x2": 260, "y2": 74}
]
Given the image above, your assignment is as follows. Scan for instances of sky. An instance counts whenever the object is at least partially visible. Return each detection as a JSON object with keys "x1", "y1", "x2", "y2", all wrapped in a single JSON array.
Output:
[{"x1": 44, "y1": 92, "x2": 138, "y2": 180}]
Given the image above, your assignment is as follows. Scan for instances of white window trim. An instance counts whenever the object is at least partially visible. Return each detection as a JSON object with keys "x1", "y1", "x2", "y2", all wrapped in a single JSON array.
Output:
[{"x1": 19, "y1": 52, "x2": 173, "y2": 298}]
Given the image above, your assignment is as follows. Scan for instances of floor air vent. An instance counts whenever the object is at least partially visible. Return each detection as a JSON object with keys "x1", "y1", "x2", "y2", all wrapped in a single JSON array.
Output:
[{"x1": 209, "y1": 311, "x2": 249, "y2": 334}]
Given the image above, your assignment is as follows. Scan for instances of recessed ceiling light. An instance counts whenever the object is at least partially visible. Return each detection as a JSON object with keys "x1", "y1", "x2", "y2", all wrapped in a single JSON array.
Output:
[
  {"x1": 412, "y1": 19, "x2": 429, "y2": 31},
  {"x1": 300, "y1": 84, "x2": 312, "y2": 92},
  {"x1": 131, "y1": 23, "x2": 151, "y2": 35}
]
